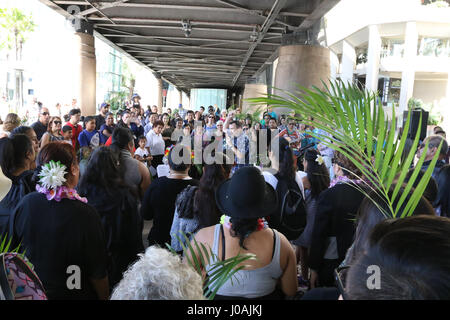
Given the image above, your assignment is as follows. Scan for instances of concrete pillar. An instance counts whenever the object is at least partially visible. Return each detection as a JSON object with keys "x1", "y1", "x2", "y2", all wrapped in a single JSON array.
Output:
[
  {"x1": 242, "y1": 83, "x2": 268, "y2": 115},
  {"x1": 156, "y1": 76, "x2": 163, "y2": 114},
  {"x1": 341, "y1": 40, "x2": 356, "y2": 85},
  {"x1": 74, "y1": 32, "x2": 96, "y2": 116},
  {"x1": 273, "y1": 45, "x2": 330, "y2": 115},
  {"x1": 399, "y1": 22, "x2": 418, "y2": 114},
  {"x1": 178, "y1": 89, "x2": 183, "y2": 106},
  {"x1": 366, "y1": 25, "x2": 381, "y2": 93}
]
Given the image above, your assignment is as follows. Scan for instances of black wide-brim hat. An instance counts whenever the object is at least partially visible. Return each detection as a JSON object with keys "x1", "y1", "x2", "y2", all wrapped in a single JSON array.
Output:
[{"x1": 216, "y1": 166, "x2": 278, "y2": 219}]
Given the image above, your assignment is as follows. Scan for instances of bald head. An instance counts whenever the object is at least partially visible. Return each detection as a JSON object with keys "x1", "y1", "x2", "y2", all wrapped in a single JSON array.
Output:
[
  {"x1": 39, "y1": 107, "x2": 50, "y2": 125},
  {"x1": 417, "y1": 135, "x2": 448, "y2": 161}
]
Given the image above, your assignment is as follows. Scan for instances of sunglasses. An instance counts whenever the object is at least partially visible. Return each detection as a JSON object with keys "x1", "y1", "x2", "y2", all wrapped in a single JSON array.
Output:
[
  {"x1": 53, "y1": 121, "x2": 62, "y2": 125},
  {"x1": 41, "y1": 112, "x2": 49, "y2": 116}
]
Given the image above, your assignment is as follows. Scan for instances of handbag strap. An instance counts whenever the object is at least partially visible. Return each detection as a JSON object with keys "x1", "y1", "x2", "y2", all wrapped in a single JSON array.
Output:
[
  {"x1": 0, "y1": 255, "x2": 13, "y2": 300},
  {"x1": 220, "y1": 224, "x2": 225, "y2": 261}
]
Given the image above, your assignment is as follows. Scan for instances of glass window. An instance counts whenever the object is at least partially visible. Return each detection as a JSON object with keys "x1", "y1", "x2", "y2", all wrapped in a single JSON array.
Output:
[
  {"x1": 381, "y1": 39, "x2": 405, "y2": 58},
  {"x1": 418, "y1": 38, "x2": 450, "y2": 57}
]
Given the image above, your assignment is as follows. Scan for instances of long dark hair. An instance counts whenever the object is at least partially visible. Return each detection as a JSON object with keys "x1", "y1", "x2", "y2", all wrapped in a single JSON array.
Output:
[
  {"x1": 194, "y1": 156, "x2": 230, "y2": 228},
  {"x1": 347, "y1": 216, "x2": 450, "y2": 300},
  {"x1": 349, "y1": 186, "x2": 435, "y2": 265},
  {"x1": 110, "y1": 126, "x2": 134, "y2": 179},
  {"x1": 405, "y1": 169, "x2": 438, "y2": 204},
  {"x1": 78, "y1": 146, "x2": 130, "y2": 197},
  {"x1": 0, "y1": 135, "x2": 33, "y2": 179},
  {"x1": 304, "y1": 149, "x2": 330, "y2": 198},
  {"x1": 11, "y1": 126, "x2": 33, "y2": 136},
  {"x1": 435, "y1": 165, "x2": 450, "y2": 217},
  {"x1": 230, "y1": 218, "x2": 259, "y2": 250},
  {"x1": 271, "y1": 137, "x2": 295, "y2": 181}
]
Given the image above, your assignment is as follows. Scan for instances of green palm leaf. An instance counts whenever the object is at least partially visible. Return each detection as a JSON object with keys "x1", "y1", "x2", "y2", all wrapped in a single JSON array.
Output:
[
  {"x1": 166, "y1": 230, "x2": 256, "y2": 300},
  {"x1": 247, "y1": 80, "x2": 441, "y2": 219},
  {"x1": 0, "y1": 234, "x2": 27, "y2": 262}
]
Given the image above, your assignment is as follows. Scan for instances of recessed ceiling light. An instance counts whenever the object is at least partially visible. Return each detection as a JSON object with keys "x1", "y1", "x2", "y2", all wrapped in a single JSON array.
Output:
[{"x1": 182, "y1": 20, "x2": 192, "y2": 37}]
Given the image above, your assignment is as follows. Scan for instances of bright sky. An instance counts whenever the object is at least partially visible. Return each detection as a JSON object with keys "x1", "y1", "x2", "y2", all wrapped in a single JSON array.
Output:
[
  {"x1": 2, "y1": 0, "x2": 77, "y2": 116},
  {"x1": 1, "y1": 0, "x2": 186, "y2": 116}
]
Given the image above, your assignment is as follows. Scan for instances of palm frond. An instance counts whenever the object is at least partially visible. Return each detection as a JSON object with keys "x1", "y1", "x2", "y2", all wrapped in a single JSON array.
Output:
[
  {"x1": 0, "y1": 234, "x2": 28, "y2": 266},
  {"x1": 247, "y1": 79, "x2": 441, "y2": 219},
  {"x1": 166, "y1": 230, "x2": 256, "y2": 300}
]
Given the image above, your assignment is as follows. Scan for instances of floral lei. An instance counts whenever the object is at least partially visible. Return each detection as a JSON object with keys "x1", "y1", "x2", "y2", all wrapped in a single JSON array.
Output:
[
  {"x1": 329, "y1": 175, "x2": 364, "y2": 188},
  {"x1": 36, "y1": 160, "x2": 87, "y2": 203},
  {"x1": 164, "y1": 144, "x2": 195, "y2": 160},
  {"x1": 164, "y1": 144, "x2": 202, "y2": 175},
  {"x1": 220, "y1": 215, "x2": 268, "y2": 231}
]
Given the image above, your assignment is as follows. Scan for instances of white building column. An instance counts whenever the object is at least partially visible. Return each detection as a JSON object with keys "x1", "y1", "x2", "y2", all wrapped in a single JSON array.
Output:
[
  {"x1": 399, "y1": 21, "x2": 418, "y2": 114},
  {"x1": 443, "y1": 70, "x2": 450, "y2": 134},
  {"x1": 341, "y1": 40, "x2": 356, "y2": 85},
  {"x1": 365, "y1": 25, "x2": 381, "y2": 92}
]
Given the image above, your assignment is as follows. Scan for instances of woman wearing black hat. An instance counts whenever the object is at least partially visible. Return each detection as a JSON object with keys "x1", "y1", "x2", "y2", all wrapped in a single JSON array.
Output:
[{"x1": 188, "y1": 166, "x2": 298, "y2": 300}]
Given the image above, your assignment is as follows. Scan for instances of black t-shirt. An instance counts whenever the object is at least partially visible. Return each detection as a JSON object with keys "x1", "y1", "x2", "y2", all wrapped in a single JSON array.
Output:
[
  {"x1": 141, "y1": 176, "x2": 198, "y2": 247},
  {"x1": 10, "y1": 192, "x2": 108, "y2": 300},
  {"x1": 0, "y1": 170, "x2": 35, "y2": 238},
  {"x1": 82, "y1": 185, "x2": 144, "y2": 287},
  {"x1": 31, "y1": 121, "x2": 48, "y2": 141},
  {"x1": 309, "y1": 183, "x2": 367, "y2": 271}
]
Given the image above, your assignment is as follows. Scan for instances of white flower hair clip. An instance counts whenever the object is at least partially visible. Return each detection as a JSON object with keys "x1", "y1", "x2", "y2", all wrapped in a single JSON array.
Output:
[
  {"x1": 38, "y1": 160, "x2": 67, "y2": 190},
  {"x1": 315, "y1": 155, "x2": 324, "y2": 166}
]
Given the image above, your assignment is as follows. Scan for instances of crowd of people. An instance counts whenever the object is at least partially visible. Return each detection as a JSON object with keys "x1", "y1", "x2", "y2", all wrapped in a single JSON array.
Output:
[{"x1": 0, "y1": 92, "x2": 449, "y2": 301}]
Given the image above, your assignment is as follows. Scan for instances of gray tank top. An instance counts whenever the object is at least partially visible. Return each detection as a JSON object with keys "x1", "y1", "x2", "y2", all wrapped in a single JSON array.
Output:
[
  {"x1": 120, "y1": 149, "x2": 142, "y2": 188},
  {"x1": 205, "y1": 224, "x2": 283, "y2": 298},
  {"x1": 49, "y1": 134, "x2": 64, "y2": 142}
]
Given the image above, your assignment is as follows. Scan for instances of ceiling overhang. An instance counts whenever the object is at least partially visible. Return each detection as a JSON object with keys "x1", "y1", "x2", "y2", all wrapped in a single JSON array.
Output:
[{"x1": 40, "y1": 0, "x2": 340, "y2": 92}]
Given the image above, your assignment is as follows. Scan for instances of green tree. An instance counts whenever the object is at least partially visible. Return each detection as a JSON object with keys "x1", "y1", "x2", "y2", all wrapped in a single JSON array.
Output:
[
  {"x1": 0, "y1": 8, "x2": 36, "y2": 111},
  {"x1": 121, "y1": 60, "x2": 136, "y2": 101}
]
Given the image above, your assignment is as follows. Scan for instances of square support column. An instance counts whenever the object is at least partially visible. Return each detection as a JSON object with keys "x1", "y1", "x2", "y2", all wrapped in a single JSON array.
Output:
[
  {"x1": 366, "y1": 25, "x2": 381, "y2": 93},
  {"x1": 399, "y1": 22, "x2": 418, "y2": 114},
  {"x1": 341, "y1": 40, "x2": 356, "y2": 85}
]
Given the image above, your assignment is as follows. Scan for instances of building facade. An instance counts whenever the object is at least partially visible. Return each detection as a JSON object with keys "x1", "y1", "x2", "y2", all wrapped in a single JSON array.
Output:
[{"x1": 326, "y1": 0, "x2": 450, "y2": 131}]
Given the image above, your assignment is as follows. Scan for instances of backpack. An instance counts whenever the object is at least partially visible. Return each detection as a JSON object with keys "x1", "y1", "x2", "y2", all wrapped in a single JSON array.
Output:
[
  {"x1": 0, "y1": 253, "x2": 47, "y2": 300},
  {"x1": 273, "y1": 173, "x2": 307, "y2": 240}
]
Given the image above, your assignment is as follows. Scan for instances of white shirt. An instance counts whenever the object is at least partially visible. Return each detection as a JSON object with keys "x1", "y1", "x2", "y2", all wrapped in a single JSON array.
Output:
[
  {"x1": 146, "y1": 130, "x2": 165, "y2": 156},
  {"x1": 157, "y1": 164, "x2": 170, "y2": 178},
  {"x1": 260, "y1": 169, "x2": 306, "y2": 199},
  {"x1": 135, "y1": 147, "x2": 149, "y2": 158}
]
